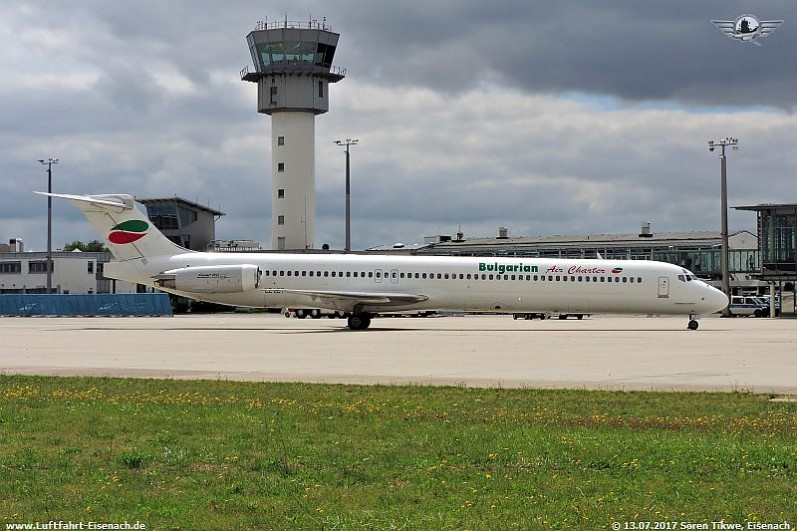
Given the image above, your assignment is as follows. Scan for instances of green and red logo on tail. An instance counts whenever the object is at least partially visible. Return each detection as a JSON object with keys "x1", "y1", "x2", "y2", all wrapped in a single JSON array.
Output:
[{"x1": 109, "y1": 220, "x2": 149, "y2": 244}]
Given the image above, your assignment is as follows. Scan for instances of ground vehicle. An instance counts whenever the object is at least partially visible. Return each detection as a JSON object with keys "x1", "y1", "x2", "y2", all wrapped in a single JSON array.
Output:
[
  {"x1": 756, "y1": 295, "x2": 781, "y2": 317},
  {"x1": 727, "y1": 296, "x2": 769, "y2": 317}
]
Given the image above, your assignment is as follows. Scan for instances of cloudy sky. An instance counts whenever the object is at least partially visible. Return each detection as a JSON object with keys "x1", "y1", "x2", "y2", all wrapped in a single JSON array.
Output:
[{"x1": 2, "y1": 0, "x2": 796, "y2": 252}]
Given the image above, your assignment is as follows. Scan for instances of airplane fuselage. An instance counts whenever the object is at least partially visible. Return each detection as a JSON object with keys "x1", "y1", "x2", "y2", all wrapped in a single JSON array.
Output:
[
  {"x1": 40, "y1": 192, "x2": 728, "y2": 330},
  {"x1": 107, "y1": 252, "x2": 725, "y2": 317}
]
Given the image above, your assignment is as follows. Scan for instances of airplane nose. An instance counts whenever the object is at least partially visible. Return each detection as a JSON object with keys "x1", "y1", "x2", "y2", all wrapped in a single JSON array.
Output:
[{"x1": 704, "y1": 286, "x2": 729, "y2": 313}]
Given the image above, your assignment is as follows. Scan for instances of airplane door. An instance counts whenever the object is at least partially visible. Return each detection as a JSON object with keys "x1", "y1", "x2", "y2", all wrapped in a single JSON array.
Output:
[
  {"x1": 374, "y1": 269, "x2": 383, "y2": 284},
  {"x1": 390, "y1": 269, "x2": 399, "y2": 284},
  {"x1": 657, "y1": 276, "x2": 670, "y2": 298}
]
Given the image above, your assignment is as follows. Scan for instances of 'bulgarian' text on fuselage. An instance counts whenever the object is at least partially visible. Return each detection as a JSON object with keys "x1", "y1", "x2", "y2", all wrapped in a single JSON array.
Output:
[{"x1": 479, "y1": 262, "x2": 539, "y2": 274}]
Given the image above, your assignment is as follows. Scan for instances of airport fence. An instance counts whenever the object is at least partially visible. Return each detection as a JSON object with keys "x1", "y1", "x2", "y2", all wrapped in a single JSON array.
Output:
[{"x1": 0, "y1": 293, "x2": 173, "y2": 317}]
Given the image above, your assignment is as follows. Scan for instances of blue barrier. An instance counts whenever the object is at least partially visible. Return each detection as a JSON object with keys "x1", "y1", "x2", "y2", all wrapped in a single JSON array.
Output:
[{"x1": 0, "y1": 294, "x2": 173, "y2": 317}]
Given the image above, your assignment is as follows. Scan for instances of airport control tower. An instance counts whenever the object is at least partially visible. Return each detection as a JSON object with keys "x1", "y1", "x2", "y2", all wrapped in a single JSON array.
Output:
[{"x1": 241, "y1": 18, "x2": 345, "y2": 250}]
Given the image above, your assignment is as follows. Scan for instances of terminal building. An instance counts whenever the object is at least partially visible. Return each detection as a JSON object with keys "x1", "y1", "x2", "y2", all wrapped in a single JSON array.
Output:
[{"x1": 735, "y1": 203, "x2": 797, "y2": 281}]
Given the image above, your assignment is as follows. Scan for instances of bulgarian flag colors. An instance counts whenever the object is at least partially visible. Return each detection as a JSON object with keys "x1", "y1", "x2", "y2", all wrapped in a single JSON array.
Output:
[{"x1": 109, "y1": 220, "x2": 149, "y2": 244}]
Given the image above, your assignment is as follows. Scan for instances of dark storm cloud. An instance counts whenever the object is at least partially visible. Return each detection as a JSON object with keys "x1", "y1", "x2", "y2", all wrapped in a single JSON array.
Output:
[{"x1": 334, "y1": 0, "x2": 797, "y2": 108}]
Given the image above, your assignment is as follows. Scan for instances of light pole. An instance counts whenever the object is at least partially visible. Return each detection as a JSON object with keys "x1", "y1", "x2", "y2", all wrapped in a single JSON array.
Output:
[
  {"x1": 38, "y1": 158, "x2": 58, "y2": 294},
  {"x1": 334, "y1": 139, "x2": 358, "y2": 252},
  {"x1": 708, "y1": 138, "x2": 737, "y2": 316}
]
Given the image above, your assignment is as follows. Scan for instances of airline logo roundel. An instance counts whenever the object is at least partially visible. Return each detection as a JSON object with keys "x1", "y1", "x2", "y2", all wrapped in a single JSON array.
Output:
[
  {"x1": 611, "y1": 267, "x2": 624, "y2": 274},
  {"x1": 109, "y1": 220, "x2": 149, "y2": 244}
]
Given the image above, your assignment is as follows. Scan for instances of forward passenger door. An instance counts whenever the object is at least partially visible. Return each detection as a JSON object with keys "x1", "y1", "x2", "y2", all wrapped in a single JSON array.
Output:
[{"x1": 657, "y1": 276, "x2": 670, "y2": 298}]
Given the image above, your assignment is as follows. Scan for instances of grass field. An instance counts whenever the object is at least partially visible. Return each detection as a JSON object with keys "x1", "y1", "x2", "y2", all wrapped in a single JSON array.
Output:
[{"x1": 1, "y1": 375, "x2": 795, "y2": 530}]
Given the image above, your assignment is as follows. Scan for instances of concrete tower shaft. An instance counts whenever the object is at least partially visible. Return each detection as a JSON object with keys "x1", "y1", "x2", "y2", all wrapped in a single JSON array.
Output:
[{"x1": 242, "y1": 19, "x2": 345, "y2": 250}]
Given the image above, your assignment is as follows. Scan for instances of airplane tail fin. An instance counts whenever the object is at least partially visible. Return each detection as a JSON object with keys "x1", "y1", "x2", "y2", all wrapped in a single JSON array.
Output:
[{"x1": 35, "y1": 192, "x2": 191, "y2": 262}]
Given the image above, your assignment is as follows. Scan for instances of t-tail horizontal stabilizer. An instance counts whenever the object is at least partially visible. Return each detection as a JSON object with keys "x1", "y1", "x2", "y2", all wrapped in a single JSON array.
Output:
[{"x1": 34, "y1": 192, "x2": 189, "y2": 261}]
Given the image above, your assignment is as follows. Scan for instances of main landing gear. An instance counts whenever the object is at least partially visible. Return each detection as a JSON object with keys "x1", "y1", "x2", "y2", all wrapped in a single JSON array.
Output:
[
  {"x1": 347, "y1": 313, "x2": 373, "y2": 330},
  {"x1": 687, "y1": 314, "x2": 699, "y2": 331}
]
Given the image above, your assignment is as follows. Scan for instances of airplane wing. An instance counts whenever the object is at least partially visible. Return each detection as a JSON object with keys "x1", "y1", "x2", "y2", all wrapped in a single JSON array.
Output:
[{"x1": 271, "y1": 289, "x2": 429, "y2": 311}]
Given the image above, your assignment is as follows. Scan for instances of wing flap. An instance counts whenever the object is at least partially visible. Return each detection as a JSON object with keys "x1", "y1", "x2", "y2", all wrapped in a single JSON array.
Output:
[{"x1": 270, "y1": 289, "x2": 429, "y2": 309}]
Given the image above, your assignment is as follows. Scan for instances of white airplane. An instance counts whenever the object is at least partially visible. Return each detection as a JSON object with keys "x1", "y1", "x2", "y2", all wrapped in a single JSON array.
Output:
[{"x1": 39, "y1": 192, "x2": 729, "y2": 330}]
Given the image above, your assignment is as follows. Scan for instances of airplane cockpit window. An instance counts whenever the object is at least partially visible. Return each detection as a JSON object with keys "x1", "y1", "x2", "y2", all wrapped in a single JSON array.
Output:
[{"x1": 679, "y1": 269, "x2": 699, "y2": 282}]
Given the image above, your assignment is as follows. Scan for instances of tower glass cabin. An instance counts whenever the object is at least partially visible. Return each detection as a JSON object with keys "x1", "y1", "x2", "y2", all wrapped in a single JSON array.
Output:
[{"x1": 241, "y1": 19, "x2": 345, "y2": 250}]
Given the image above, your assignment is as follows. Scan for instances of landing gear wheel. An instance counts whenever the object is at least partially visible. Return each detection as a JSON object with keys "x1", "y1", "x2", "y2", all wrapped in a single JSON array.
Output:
[
  {"x1": 347, "y1": 314, "x2": 372, "y2": 330},
  {"x1": 687, "y1": 320, "x2": 699, "y2": 331},
  {"x1": 310, "y1": 309, "x2": 321, "y2": 319},
  {"x1": 295, "y1": 309, "x2": 308, "y2": 319}
]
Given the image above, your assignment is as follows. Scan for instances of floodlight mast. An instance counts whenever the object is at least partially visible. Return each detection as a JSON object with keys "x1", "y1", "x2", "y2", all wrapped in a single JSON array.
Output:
[
  {"x1": 38, "y1": 158, "x2": 59, "y2": 293},
  {"x1": 707, "y1": 137, "x2": 738, "y2": 317},
  {"x1": 334, "y1": 139, "x2": 358, "y2": 252}
]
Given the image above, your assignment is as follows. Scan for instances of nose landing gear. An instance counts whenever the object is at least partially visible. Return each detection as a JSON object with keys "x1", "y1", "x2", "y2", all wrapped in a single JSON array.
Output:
[{"x1": 687, "y1": 314, "x2": 699, "y2": 330}]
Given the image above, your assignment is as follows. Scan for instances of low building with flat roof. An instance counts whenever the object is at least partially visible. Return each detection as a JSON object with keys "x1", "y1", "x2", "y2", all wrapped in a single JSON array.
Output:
[{"x1": 137, "y1": 196, "x2": 224, "y2": 251}]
